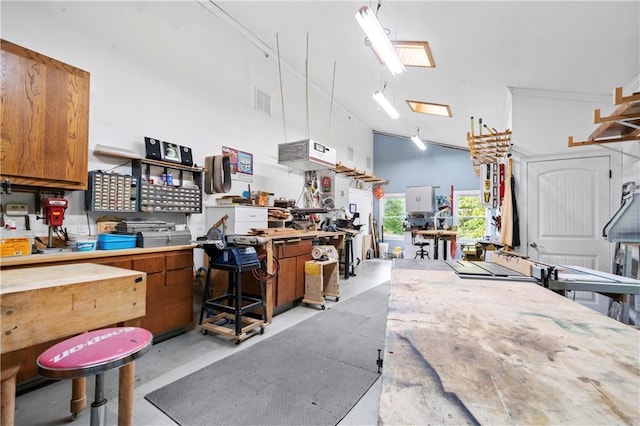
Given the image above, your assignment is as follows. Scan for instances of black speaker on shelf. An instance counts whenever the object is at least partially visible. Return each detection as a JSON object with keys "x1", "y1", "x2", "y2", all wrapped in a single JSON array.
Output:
[
  {"x1": 145, "y1": 137, "x2": 162, "y2": 160},
  {"x1": 180, "y1": 146, "x2": 194, "y2": 166}
]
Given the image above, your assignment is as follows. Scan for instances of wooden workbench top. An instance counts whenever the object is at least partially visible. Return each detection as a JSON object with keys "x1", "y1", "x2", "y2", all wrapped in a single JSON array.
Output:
[
  {"x1": 1, "y1": 263, "x2": 146, "y2": 354},
  {"x1": 415, "y1": 229, "x2": 458, "y2": 237},
  {"x1": 379, "y1": 268, "x2": 640, "y2": 425},
  {"x1": 257, "y1": 230, "x2": 344, "y2": 242},
  {"x1": 1, "y1": 263, "x2": 144, "y2": 294},
  {"x1": 0, "y1": 244, "x2": 195, "y2": 268}
]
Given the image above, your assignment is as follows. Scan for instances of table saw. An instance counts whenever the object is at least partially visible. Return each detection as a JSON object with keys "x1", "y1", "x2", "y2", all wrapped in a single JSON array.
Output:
[{"x1": 446, "y1": 250, "x2": 640, "y2": 298}]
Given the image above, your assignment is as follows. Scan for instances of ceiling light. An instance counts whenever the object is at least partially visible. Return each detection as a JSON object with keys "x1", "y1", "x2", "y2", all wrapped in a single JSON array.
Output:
[
  {"x1": 407, "y1": 100, "x2": 453, "y2": 117},
  {"x1": 411, "y1": 135, "x2": 426, "y2": 150},
  {"x1": 371, "y1": 41, "x2": 435, "y2": 68},
  {"x1": 355, "y1": 6, "x2": 406, "y2": 76},
  {"x1": 373, "y1": 91, "x2": 400, "y2": 119}
]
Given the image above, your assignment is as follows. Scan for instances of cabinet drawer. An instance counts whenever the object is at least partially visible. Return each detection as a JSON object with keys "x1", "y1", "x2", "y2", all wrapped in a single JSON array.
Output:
[
  {"x1": 166, "y1": 251, "x2": 192, "y2": 271},
  {"x1": 133, "y1": 254, "x2": 165, "y2": 274},
  {"x1": 234, "y1": 207, "x2": 267, "y2": 222},
  {"x1": 274, "y1": 240, "x2": 313, "y2": 258},
  {"x1": 90, "y1": 258, "x2": 133, "y2": 270}
]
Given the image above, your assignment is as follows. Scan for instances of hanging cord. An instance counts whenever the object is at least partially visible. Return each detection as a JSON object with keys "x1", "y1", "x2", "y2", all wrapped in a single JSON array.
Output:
[
  {"x1": 305, "y1": 32, "x2": 310, "y2": 140},
  {"x1": 328, "y1": 60, "x2": 336, "y2": 144},
  {"x1": 253, "y1": 253, "x2": 280, "y2": 281},
  {"x1": 276, "y1": 33, "x2": 287, "y2": 142}
]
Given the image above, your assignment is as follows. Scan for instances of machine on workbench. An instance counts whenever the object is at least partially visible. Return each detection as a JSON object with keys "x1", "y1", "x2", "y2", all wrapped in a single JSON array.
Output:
[
  {"x1": 194, "y1": 227, "x2": 269, "y2": 344},
  {"x1": 447, "y1": 250, "x2": 640, "y2": 323}
]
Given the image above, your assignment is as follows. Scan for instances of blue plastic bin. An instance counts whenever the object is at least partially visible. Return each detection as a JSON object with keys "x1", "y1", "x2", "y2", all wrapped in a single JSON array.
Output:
[{"x1": 97, "y1": 233, "x2": 137, "y2": 250}]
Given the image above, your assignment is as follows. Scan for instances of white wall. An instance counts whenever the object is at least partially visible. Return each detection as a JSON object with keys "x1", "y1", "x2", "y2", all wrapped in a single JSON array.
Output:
[
  {"x1": 509, "y1": 83, "x2": 640, "y2": 271},
  {"x1": 1, "y1": 1, "x2": 373, "y2": 239}
]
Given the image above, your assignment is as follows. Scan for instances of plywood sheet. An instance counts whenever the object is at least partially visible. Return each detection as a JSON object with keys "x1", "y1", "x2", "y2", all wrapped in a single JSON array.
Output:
[{"x1": 379, "y1": 269, "x2": 640, "y2": 425}]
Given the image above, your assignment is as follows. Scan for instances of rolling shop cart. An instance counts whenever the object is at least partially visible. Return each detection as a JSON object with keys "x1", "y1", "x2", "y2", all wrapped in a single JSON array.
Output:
[
  {"x1": 302, "y1": 258, "x2": 339, "y2": 310},
  {"x1": 198, "y1": 242, "x2": 267, "y2": 345}
]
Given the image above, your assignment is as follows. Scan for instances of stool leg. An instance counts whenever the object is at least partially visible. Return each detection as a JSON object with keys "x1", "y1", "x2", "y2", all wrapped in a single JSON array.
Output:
[
  {"x1": 90, "y1": 373, "x2": 107, "y2": 426},
  {"x1": 70, "y1": 377, "x2": 87, "y2": 419},
  {"x1": 118, "y1": 362, "x2": 135, "y2": 426},
  {"x1": 1, "y1": 362, "x2": 21, "y2": 426}
]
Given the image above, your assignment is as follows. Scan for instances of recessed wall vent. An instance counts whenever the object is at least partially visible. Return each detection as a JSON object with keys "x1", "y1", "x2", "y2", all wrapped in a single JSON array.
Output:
[{"x1": 255, "y1": 87, "x2": 271, "y2": 116}]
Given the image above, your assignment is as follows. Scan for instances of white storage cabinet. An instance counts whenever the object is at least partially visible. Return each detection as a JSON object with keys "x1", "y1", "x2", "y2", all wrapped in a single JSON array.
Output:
[
  {"x1": 205, "y1": 205, "x2": 268, "y2": 235},
  {"x1": 405, "y1": 186, "x2": 435, "y2": 213}
]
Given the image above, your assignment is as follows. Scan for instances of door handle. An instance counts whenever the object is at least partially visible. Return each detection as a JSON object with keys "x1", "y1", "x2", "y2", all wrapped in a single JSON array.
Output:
[{"x1": 529, "y1": 242, "x2": 544, "y2": 248}]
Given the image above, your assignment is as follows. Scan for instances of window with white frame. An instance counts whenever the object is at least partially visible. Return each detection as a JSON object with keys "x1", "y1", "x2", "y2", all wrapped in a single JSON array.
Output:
[
  {"x1": 453, "y1": 190, "x2": 490, "y2": 242},
  {"x1": 381, "y1": 193, "x2": 405, "y2": 240}
]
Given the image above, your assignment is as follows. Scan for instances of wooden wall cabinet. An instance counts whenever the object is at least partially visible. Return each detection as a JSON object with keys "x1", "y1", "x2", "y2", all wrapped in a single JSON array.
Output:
[{"x1": 1, "y1": 40, "x2": 90, "y2": 190}]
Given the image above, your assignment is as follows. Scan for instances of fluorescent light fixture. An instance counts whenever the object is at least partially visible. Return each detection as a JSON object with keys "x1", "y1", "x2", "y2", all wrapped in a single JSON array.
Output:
[
  {"x1": 373, "y1": 91, "x2": 400, "y2": 119},
  {"x1": 371, "y1": 41, "x2": 436, "y2": 68},
  {"x1": 355, "y1": 6, "x2": 406, "y2": 75},
  {"x1": 411, "y1": 135, "x2": 426, "y2": 150},
  {"x1": 407, "y1": 100, "x2": 453, "y2": 117}
]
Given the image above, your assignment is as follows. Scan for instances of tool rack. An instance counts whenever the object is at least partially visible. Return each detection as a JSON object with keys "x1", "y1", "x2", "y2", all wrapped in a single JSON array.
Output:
[
  {"x1": 568, "y1": 87, "x2": 640, "y2": 149},
  {"x1": 199, "y1": 262, "x2": 266, "y2": 344}
]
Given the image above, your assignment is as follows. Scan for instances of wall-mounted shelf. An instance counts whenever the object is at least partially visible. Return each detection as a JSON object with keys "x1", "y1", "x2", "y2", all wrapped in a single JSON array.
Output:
[
  {"x1": 568, "y1": 87, "x2": 640, "y2": 147},
  {"x1": 466, "y1": 130, "x2": 512, "y2": 176},
  {"x1": 331, "y1": 162, "x2": 388, "y2": 185},
  {"x1": 132, "y1": 159, "x2": 204, "y2": 214}
]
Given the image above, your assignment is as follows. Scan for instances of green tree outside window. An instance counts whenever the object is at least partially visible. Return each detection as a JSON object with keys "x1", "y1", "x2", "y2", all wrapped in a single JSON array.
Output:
[
  {"x1": 383, "y1": 198, "x2": 405, "y2": 237},
  {"x1": 457, "y1": 195, "x2": 486, "y2": 239}
]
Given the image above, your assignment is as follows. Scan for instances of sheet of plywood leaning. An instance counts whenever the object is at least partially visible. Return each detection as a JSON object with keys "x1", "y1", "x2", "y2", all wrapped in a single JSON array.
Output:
[{"x1": 379, "y1": 269, "x2": 640, "y2": 425}]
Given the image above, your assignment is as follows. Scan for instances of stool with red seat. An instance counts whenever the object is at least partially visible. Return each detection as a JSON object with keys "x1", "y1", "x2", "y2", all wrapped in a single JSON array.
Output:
[{"x1": 37, "y1": 327, "x2": 152, "y2": 426}]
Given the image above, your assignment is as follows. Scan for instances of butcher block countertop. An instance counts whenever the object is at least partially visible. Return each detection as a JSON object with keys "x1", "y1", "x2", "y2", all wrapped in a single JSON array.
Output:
[
  {"x1": 0, "y1": 244, "x2": 195, "y2": 268},
  {"x1": 1, "y1": 263, "x2": 146, "y2": 354},
  {"x1": 379, "y1": 268, "x2": 640, "y2": 425}
]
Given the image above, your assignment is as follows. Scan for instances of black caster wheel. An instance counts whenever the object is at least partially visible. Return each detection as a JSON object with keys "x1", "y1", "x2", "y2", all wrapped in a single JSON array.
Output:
[
  {"x1": 336, "y1": 297, "x2": 340, "y2": 302},
  {"x1": 260, "y1": 327, "x2": 265, "y2": 335},
  {"x1": 200, "y1": 329, "x2": 208, "y2": 335},
  {"x1": 234, "y1": 339, "x2": 241, "y2": 345},
  {"x1": 321, "y1": 305, "x2": 326, "y2": 310},
  {"x1": 304, "y1": 303, "x2": 309, "y2": 307}
]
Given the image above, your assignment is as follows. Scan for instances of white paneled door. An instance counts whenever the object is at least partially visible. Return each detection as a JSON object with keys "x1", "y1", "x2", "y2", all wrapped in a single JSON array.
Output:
[{"x1": 527, "y1": 155, "x2": 612, "y2": 314}]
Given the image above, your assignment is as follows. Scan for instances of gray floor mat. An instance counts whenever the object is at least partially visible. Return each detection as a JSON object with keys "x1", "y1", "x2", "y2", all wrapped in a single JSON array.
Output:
[{"x1": 145, "y1": 282, "x2": 390, "y2": 426}]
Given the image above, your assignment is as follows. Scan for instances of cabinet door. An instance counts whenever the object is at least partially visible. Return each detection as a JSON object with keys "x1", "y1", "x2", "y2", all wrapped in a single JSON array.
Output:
[
  {"x1": 1, "y1": 40, "x2": 89, "y2": 190},
  {"x1": 406, "y1": 186, "x2": 434, "y2": 213},
  {"x1": 276, "y1": 257, "x2": 296, "y2": 306}
]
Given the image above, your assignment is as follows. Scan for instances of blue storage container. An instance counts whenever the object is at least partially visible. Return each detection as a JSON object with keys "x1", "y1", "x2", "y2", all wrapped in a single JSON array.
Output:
[{"x1": 97, "y1": 233, "x2": 137, "y2": 250}]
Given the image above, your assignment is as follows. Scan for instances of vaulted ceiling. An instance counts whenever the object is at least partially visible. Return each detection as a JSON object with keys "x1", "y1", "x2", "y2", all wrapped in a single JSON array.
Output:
[{"x1": 211, "y1": 1, "x2": 639, "y2": 149}]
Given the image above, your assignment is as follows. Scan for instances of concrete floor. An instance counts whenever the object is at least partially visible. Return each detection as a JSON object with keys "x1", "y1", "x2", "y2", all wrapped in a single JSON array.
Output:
[{"x1": 14, "y1": 259, "x2": 392, "y2": 426}]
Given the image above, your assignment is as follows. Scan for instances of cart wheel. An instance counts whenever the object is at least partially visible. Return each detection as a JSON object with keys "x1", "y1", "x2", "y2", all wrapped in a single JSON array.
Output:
[
  {"x1": 321, "y1": 305, "x2": 326, "y2": 310},
  {"x1": 260, "y1": 327, "x2": 265, "y2": 335},
  {"x1": 336, "y1": 297, "x2": 340, "y2": 302},
  {"x1": 200, "y1": 329, "x2": 208, "y2": 335},
  {"x1": 304, "y1": 303, "x2": 309, "y2": 307},
  {"x1": 234, "y1": 339, "x2": 241, "y2": 345},
  {"x1": 70, "y1": 413, "x2": 78, "y2": 421}
]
